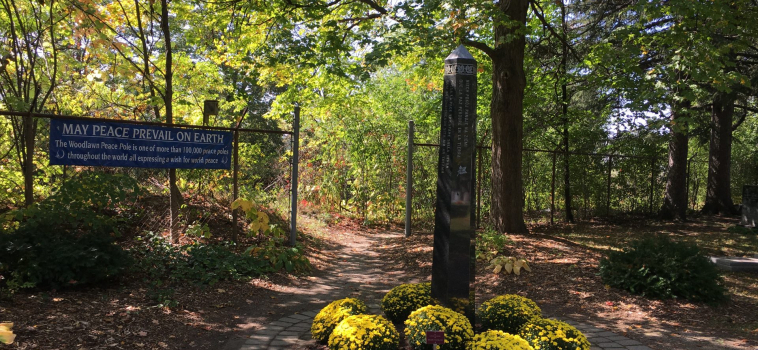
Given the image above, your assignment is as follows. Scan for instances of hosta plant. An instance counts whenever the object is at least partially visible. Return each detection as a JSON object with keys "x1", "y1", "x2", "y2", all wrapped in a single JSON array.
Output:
[
  {"x1": 405, "y1": 305, "x2": 473, "y2": 350},
  {"x1": 478, "y1": 295, "x2": 541, "y2": 334},
  {"x1": 0, "y1": 323, "x2": 14, "y2": 345},
  {"x1": 488, "y1": 256, "x2": 531, "y2": 275},
  {"x1": 381, "y1": 282, "x2": 432, "y2": 323},
  {"x1": 469, "y1": 330, "x2": 534, "y2": 350},
  {"x1": 311, "y1": 298, "x2": 367, "y2": 343},
  {"x1": 327, "y1": 314, "x2": 399, "y2": 350},
  {"x1": 518, "y1": 318, "x2": 590, "y2": 350}
]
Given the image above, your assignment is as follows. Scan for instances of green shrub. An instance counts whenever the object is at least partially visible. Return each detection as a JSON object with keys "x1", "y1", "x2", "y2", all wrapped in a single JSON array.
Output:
[
  {"x1": 311, "y1": 298, "x2": 368, "y2": 343},
  {"x1": 8, "y1": 173, "x2": 142, "y2": 234},
  {"x1": 469, "y1": 330, "x2": 534, "y2": 350},
  {"x1": 131, "y1": 233, "x2": 267, "y2": 286},
  {"x1": 0, "y1": 224, "x2": 131, "y2": 291},
  {"x1": 518, "y1": 318, "x2": 590, "y2": 350},
  {"x1": 404, "y1": 305, "x2": 473, "y2": 350},
  {"x1": 476, "y1": 227, "x2": 513, "y2": 261},
  {"x1": 381, "y1": 282, "x2": 432, "y2": 323},
  {"x1": 327, "y1": 314, "x2": 399, "y2": 350},
  {"x1": 598, "y1": 236, "x2": 727, "y2": 303},
  {"x1": 478, "y1": 295, "x2": 542, "y2": 334},
  {"x1": 727, "y1": 226, "x2": 758, "y2": 235},
  {"x1": 243, "y1": 225, "x2": 312, "y2": 274}
]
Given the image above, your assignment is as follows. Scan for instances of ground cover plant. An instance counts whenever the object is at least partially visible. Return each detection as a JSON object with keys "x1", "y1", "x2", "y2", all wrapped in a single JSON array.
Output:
[{"x1": 598, "y1": 235, "x2": 727, "y2": 303}]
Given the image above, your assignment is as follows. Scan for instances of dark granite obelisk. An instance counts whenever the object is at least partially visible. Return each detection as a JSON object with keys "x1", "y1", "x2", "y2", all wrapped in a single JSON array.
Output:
[{"x1": 431, "y1": 45, "x2": 477, "y2": 321}]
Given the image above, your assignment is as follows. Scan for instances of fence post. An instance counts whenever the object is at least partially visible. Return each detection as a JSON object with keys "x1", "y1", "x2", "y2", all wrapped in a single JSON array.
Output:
[
  {"x1": 405, "y1": 120, "x2": 414, "y2": 237},
  {"x1": 232, "y1": 128, "x2": 240, "y2": 242},
  {"x1": 551, "y1": 152, "x2": 556, "y2": 225},
  {"x1": 290, "y1": 105, "x2": 300, "y2": 246},
  {"x1": 606, "y1": 155, "x2": 613, "y2": 216},
  {"x1": 649, "y1": 156, "x2": 656, "y2": 214},
  {"x1": 477, "y1": 145, "x2": 483, "y2": 229},
  {"x1": 231, "y1": 108, "x2": 247, "y2": 243},
  {"x1": 686, "y1": 157, "x2": 692, "y2": 211}
]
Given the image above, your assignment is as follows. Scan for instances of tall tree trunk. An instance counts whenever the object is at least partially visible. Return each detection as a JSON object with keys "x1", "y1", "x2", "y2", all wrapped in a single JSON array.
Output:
[
  {"x1": 702, "y1": 94, "x2": 737, "y2": 215},
  {"x1": 560, "y1": 1, "x2": 573, "y2": 223},
  {"x1": 161, "y1": 0, "x2": 181, "y2": 242},
  {"x1": 22, "y1": 114, "x2": 36, "y2": 206},
  {"x1": 489, "y1": 0, "x2": 528, "y2": 233},
  {"x1": 660, "y1": 104, "x2": 689, "y2": 220}
]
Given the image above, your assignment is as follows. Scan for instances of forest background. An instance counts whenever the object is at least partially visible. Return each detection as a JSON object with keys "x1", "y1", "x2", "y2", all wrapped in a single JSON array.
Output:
[{"x1": 2, "y1": 0, "x2": 758, "y2": 229}]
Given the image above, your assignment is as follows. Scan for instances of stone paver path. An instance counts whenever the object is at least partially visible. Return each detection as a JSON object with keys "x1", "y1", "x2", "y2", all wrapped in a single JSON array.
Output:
[{"x1": 230, "y1": 229, "x2": 657, "y2": 350}]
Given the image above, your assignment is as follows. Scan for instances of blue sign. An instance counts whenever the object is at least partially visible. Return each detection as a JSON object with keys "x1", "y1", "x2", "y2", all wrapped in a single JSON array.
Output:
[{"x1": 49, "y1": 119, "x2": 232, "y2": 169}]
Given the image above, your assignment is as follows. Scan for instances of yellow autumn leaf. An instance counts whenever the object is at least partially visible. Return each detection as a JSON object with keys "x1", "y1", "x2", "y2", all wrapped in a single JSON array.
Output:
[
  {"x1": 521, "y1": 260, "x2": 531, "y2": 272},
  {"x1": 231, "y1": 198, "x2": 254, "y2": 212},
  {"x1": 0, "y1": 323, "x2": 15, "y2": 345},
  {"x1": 259, "y1": 212, "x2": 269, "y2": 225},
  {"x1": 504, "y1": 262, "x2": 513, "y2": 274},
  {"x1": 493, "y1": 264, "x2": 502, "y2": 274}
]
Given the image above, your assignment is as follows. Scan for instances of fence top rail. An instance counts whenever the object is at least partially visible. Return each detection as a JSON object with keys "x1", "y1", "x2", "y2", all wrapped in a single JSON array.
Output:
[
  {"x1": 0, "y1": 110, "x2": 293, "y2": 135},
  {"x1": 413, "y1": 142, "x2": 659, "y2": 160}
]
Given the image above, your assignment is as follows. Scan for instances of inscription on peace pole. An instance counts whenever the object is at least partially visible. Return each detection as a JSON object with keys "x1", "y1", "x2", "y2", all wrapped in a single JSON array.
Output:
[{"x1": 431, "y1": 45, "x2": 477, "y2": 320}]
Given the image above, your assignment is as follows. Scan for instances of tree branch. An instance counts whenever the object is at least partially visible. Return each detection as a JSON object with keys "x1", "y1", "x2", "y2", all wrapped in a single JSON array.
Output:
[
  {"x1": 530, "y1": 1, "x2": 581, "y2": 62},
  {"x1": 461, "y1": 38, "x2": 494, "y2": 58}
]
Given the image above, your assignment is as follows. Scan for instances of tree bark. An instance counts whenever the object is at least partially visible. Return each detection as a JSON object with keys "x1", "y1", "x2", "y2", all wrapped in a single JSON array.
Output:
[
  {"x1": 660, "y1": 105, "x2": 689, "y2": 221},
  {"x1": 701, "y1": 94, "x2": 737, "y2": 215},
  {"x1": 161, "y1": 0, "x2": 181, "y2": 242},
  {"x1": 560, "y1": 1, "x2": 573, "y2": 223},
  {"x1": 489, "y1": 0, "x2": 528, "y2": 233},
  {"x1": 22, "y1": 114, "x2": 36, "y2": 206}
]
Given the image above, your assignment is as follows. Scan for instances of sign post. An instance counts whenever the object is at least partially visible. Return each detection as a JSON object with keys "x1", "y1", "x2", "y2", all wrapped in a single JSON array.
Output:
[
  {"x1": 431, "y1": 45, "x2": 477, "y2": 322},
  {"x1": 426, "y1": 331, "x2": 444, "y2": 350}
]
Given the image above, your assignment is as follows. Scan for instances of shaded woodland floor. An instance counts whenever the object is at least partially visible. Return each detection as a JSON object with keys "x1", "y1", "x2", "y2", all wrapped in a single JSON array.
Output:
[{"x1": 1, "y1": 215, "x2": 756, "y2": 350}]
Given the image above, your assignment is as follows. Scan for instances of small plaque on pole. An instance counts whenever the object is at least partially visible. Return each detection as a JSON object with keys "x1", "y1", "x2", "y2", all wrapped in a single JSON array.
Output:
[
  {"x1": 204, "y1": 100, "x2": 219, "y2": 115},
  {"x1": 203, "y1": 100, "x2": 219, "y2": 126},
  {"x1": 426, "y1": 331, "x2": 445, "y2": 345}
]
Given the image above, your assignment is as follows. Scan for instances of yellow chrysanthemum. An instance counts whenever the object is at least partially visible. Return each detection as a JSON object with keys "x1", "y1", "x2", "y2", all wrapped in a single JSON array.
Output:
[
  {"x1": 518, "y1": 318, "x2": 591, "y2": 350},
  {"x1": 328, "y1": 315, "x2": 399, "y2": 350}
]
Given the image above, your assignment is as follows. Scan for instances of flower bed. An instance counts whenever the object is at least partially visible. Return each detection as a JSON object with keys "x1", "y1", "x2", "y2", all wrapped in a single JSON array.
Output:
[{"x1": 313, "y1": 291, "x2": 590, "y2": 350}]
